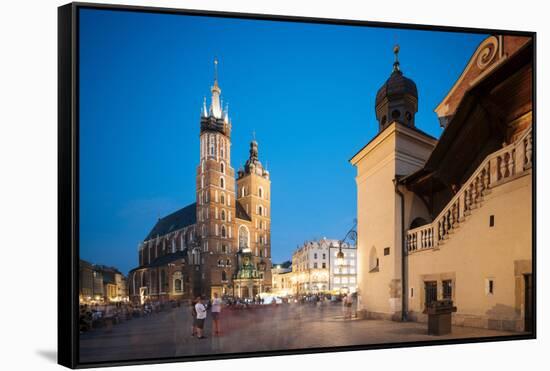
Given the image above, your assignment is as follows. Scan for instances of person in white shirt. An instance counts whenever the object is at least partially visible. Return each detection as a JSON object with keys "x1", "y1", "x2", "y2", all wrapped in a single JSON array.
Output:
[
  {"x1": 194, "y1": 297, "x2": 207, "y2": 339},
  {"x1": 211, "y1": 293, "x2": 222, "y2": 336}
]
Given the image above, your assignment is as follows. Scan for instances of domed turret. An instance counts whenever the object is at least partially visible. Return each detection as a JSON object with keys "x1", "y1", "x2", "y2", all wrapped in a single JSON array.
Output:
[{"x1": 375, "y1": 45, "x2": 418, "y2": 131}]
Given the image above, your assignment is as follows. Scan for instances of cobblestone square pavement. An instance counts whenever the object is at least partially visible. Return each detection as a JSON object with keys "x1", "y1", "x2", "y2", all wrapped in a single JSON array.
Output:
[{"x1": 80, "y1": 303, "x2": 519, "y2": 363}]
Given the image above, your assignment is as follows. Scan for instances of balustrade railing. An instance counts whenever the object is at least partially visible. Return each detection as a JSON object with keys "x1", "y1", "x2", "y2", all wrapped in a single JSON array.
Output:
[{"x1": 407, "y1": 127, "x2": 532, "y2": 253}]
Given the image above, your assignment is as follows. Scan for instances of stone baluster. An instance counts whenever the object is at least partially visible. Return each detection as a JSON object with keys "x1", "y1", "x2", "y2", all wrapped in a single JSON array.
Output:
[
  {"x1": 458, "y1": 193, "x2": 465, "y2": 221},
  {"x1": 420, "y1": 229, "x2": 426, "y2": 249},
  {"x1": 499, "y1": 154, "x2": 507, "y2": 179},
  {"x1": 470, "y1": 182, "x2": 477, "y2": 209},
  {"x1": 484, "y1": 163, "x2": 491, "y2": 192},
  {"x1": 507, "y1": 150, "x2": 515, "y2": 177},
  {"x1": 475, "y1": 177, "x2": 482, "y2": 204},
  {"x1": 515, "y1": 136, "x2": 525, "y2": 173},
  {"x1": 489, "y1": 156, "x2": 499, "y2": 185}
]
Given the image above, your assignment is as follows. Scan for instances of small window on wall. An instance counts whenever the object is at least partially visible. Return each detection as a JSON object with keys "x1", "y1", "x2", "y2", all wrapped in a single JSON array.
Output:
[
  {"x1": 220, "y1": 162, "x2": 225, "y2": 174},
  {"x1": 258, "y1": 187, "x2": 263, "y2": 198},
  {"x1": 424, "y1": 281, "x2": 437, "y2": 308},
  {"x1": 442, "y1": 280, "x2": 452, "y2": 299},
  {"x1": 485, "y1": 278, "x2": 495, "y2": 295},
  {"x1": 369, "y1": 247, "x2": 379, "y2": 272},
  {"x1": 220, "y1": 177, "x2": 225, "y2": 189}
]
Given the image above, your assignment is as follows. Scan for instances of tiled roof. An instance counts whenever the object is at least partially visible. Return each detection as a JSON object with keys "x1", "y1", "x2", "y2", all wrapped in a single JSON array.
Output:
[{"x1": 144, "y1": 203, "x2": 196, "y2": 241}]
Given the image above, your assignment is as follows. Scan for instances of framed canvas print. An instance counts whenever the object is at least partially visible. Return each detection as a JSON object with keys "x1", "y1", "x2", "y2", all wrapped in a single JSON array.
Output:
[{"x1": 58, "y1": 2, "x2": 536, "y2": 368}]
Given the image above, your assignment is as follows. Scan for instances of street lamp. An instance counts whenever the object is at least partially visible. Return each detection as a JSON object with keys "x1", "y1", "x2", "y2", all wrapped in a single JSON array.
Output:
[
  {"x1": 336, "y1": 248, "x2": 345, "y2": 268},
  {"x1": 338, "y1": 219, "x2": 357, "y2": 268}
]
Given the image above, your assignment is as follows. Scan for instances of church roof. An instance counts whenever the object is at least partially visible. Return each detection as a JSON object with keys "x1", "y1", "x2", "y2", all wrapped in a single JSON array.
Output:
[
  {"x1": 144, "y1": 203, "x2": 196, "y2": 241},
  {"x1": 235, "y1": 201, "x2": 251, "y2": 221},
  {"x1": 129, "y1": 250, "x2": 188, "y2": 272}
]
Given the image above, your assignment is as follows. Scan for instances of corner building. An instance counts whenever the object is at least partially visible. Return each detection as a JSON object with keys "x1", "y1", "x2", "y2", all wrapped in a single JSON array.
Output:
[{"x1": 129, "y1": 65, "x2": 272, "y2": 303}]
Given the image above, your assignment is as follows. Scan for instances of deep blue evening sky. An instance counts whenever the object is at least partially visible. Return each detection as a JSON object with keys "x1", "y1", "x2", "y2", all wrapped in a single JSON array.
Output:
[{"x1": 79, "y1": 8, "x2": 486, "y2": 274}]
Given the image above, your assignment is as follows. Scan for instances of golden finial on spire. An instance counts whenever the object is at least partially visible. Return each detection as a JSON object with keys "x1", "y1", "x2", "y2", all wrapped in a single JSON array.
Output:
[{"x1": 214, "y1": 56, "x2": 219, "y2": 82}]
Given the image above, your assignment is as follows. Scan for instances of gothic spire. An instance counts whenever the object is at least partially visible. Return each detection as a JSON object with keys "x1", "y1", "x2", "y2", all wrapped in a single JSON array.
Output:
[{"x1": 209, "y1": 57, "x2": 222, "y2": 118}]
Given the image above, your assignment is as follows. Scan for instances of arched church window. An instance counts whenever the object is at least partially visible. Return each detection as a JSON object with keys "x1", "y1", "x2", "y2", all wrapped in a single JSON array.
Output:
[
  {"x1": 220, "y1": 162, "x2": 225, "y2": 174},
  {"x1": 221, "y1": 225, "x2": 227, "y2": 238},
  {"x1": 239, "y1": 225, "x2": 249, "y2": 249},
  {"x1": 258, "y1": 205, "x2": 263, "y2": 216},
  {"x1": 258, "y1": 187, "x2": 263, "y2": 198},
  {"x1": 391, "y1": 109, "x2": 401, "y2": 120},
  {"x1": 220, "y1": 193, "x2": 225, "y2": 205},
  {"x1": 209, "y1": 135, "x2": 215, "y2": 156},
  {"x1": 221, "y1": 139, "x2": 225, "y2": 158},
  {"x1": 221, "y1": 209, "x2": 226, "y2": 221},
  {"x1": 174, "y1": 279, "x2": 182, "y2": 292},
  {"x1": 220, "y1": 177, "x2": 225, "y2": 189}
]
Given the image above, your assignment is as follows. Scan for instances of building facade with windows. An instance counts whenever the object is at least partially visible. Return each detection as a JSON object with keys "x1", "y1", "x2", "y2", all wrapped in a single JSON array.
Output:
[
  {"x1": 128, "y1": 62, "x2": 272, "y2": 303},
  {"x1": 79, "y1": 260, "x2": 128, "y2": 303},
  {"x1": 271, "y1": 266, "x2": 293, "y2": 297},
  {"x1": 291, "y1": 238, "x2": 357, "y2": 295},
  {"x1": 351, "y1": 36, "x2": 533, "y2": 331}
]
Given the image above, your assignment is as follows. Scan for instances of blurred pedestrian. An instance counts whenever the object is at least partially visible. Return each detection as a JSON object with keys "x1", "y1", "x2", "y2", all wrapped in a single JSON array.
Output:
[
  {"x1": 195, "y1": 297, "x2": 208, "y2": 339},
  {"x1": 211, "y1": 293, "x2": 222, "y2": 336},
  {"x1": 343, "y1": 293, "x2": 353, "y2": 320},
  {"x1": 190, "y1": 297, "x2": 198, "y2": 337}
]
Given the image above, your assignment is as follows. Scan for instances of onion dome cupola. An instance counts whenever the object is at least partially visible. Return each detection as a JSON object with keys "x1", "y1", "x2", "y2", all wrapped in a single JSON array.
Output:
[{"x1": 375, "y1": 45, "x2": 418, "y2": 132}]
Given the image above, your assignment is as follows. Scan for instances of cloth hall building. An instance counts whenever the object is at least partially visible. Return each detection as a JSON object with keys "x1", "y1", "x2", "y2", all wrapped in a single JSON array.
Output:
[
  {"x1": 351, "y1": 35, "x2": 533, "y2": 332},
  {"x1": 128, "y1": 65, "x2": 272, "y2": 303}
]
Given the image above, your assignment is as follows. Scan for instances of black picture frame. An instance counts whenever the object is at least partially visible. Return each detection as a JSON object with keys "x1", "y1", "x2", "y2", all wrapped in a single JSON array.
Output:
[{"x1": 58, "y1": 2, "x2": 536, "y2": 368}]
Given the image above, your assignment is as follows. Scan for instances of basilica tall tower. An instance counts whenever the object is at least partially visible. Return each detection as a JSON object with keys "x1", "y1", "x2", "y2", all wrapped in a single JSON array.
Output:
[{"x1": 196, "y1": 59, "x2": 238, "y2": 297}]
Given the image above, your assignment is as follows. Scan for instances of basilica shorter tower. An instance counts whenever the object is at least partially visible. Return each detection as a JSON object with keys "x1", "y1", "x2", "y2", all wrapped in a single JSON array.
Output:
[{"x1": 128, "y1": 60, "x2": 272, "y2": 302}]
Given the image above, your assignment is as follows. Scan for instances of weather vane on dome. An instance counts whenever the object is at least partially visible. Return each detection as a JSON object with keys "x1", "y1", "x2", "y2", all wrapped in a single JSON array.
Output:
[{"x1": 393, "y1": 44, "x2": 401, "y2": 72}]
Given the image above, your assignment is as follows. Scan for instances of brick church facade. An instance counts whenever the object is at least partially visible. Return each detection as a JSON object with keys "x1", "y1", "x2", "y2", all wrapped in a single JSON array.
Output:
[{"x1": 128, "y1": 62, "x2": 272, "y2": 303}]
